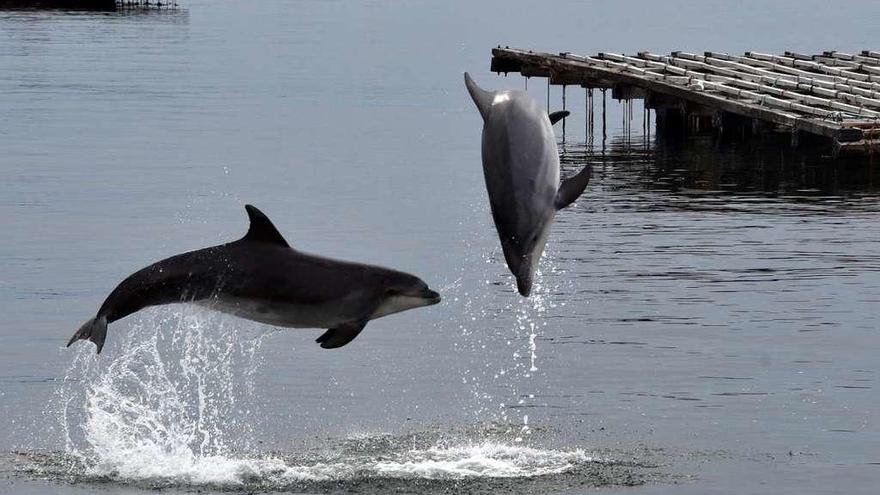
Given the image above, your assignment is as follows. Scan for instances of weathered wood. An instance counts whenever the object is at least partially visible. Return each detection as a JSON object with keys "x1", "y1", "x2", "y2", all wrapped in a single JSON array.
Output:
[
  {"x1": 671, "y1": 52, "x2": 880, "y2": 114},
  {"x1": 817, "y1": 51, "x2": 880, "y2": 69},
  {"x1": 746, "y1": 51, "x2": 880, "y2": 82},
  {"x1": 651, "y1": 51, "x2": 880, "y2": 112},
  {"x1": 491, "y1": 47, "x2": 880, "y2": 152},
  {"x1": 682, "y1": 52, "x2": 880, "y2": 100},
  {"x1": 603, "y1": 52, "x2": 880, "y2": 117},
  {"x1": 0, "y1": 0, "x2": 117, "y2": 7},
  {"x1": 705, "y1": 52, "x2": 880, "y2": 93},
  {"x1": 784, "y1": 51, "x2": 880, "y2": 76},
  {"x1": 491, "y1": 48, "x2": 867, "y2": 142},
  {"x1": 786, "y1": 52, "x2": 857, "y2": 68},
  {"x1": 834, "y1": 139, "x2": 880, "y2": 156}
]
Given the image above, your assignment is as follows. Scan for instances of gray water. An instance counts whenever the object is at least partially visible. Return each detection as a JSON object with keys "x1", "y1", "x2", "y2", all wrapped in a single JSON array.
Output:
[{"x1": 1, "y1": 1, "x2": 879, "y2": 493}]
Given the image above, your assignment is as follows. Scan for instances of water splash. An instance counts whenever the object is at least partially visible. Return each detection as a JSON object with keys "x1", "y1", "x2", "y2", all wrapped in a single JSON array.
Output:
[
  {"x1": 507, "y1": 251, "x2": 563, "y2": 439},
  {"x1": 450, "y1": 233, "x2": 566, "y2": 433},
  {"x1": 22, "y1": 304, "x2": 633, "y2": 490},
  {"x1": 12, "y1": 434, "x2": 631, "y2": 491},
  {"x1": 20, "y1": 250, "x2": 612, "y2": 491},
  {"x1": 49, "y1": 306, "x2": 272, "y2": 480},
  {"x1": 369, "y1": 442, "x2": 591, "y2": 479}
]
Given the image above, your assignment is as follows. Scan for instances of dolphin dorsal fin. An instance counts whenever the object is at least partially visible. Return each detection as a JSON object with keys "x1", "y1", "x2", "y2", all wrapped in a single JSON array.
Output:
[
  {"x1": 242, "y1": 205, "x2": 290, "y2": 247},
  {"x1": 464, "y1": 72, "x2": 494, "y2": 120}
]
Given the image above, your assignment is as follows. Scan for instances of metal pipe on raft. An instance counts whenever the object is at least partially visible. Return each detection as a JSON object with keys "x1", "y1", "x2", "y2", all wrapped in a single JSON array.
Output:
[
  {"x1": 562, "y1": 84, "x2": 566, "y2": 140},
  {"x1": 546, "y1": 78, "x2": 550, "y2": 112},
  {"x1": 601, "y1": 88, "x2": 607, "y2": 154}
]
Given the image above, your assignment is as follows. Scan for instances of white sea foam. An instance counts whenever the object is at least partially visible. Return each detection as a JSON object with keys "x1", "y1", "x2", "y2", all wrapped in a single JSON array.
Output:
[
  {"x1": 77, "y1": 442, "x2": 592, "y2": 485},
  {"x1": 48, "y1": 306, "x2": 595, "y2": 488},
  {"x1": 371, "y1": 443, "x2": 590, "y2": 479},
  {"x1": 55, "y1": 307, "x2": 272, "y2": 482}
]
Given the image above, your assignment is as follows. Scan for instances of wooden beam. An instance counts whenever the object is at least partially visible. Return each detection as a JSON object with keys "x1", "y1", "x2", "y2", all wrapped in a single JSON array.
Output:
[
  {"x1": 819, "y1": 51, "x2": 880, "y2": 68},
  {"x1": 606, "y1": 52, "x2": 880, "y2": 116},
  {"x1": 746, "y1": 51, "x2": 880, "y2": 82},
  {"x1": 686, "y1": 52, "x2": 880, "y2": 100},
  {"x1": 834, "y1": 139, "x2": 880, "y2": 156},
  {"x1": 789, "y1": 53, "x2": 856, "y2": 67},
  {"x1": 705, "y1": 51, "x2": 880, "y2": 93},
  {"x1": 490, "y1": 47, "x2": 864, "y2": 141},
  {"x1": 782, "y1": 51, "x2": 873, "y2": 72}
]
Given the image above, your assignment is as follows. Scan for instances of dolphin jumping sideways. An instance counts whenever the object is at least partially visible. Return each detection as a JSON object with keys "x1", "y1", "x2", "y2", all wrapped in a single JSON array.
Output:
[
  {"x1": 68, "y1": 205, "x2": 441, "y2": 354},
  {"x1": 464, "y1": 72, "x2": 592, "y2": 297}
]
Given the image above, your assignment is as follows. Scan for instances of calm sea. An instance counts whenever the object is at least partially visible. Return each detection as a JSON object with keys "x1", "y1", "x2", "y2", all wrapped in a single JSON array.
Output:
[{"x1": 1, "y1": 1, "x2": 878, "y2": 493}]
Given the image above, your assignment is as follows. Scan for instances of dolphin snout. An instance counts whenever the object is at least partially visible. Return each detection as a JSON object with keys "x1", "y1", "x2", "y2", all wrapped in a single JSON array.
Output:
[
  {"x1": 423, "y1": 289, "x2": 442, "y2": 305},
  {"x1": 515, "y1": 274, "x2": 533, "y2": 297},
  {"x1": 513, "y1": 254, "x2": 536, "y2": 297}
]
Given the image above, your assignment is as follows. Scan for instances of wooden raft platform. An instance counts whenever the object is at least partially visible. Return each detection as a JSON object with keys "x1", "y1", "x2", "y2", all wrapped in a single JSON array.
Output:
[
  {"x1": 491, "y1": 47, "x2": 880, "y2": 155},
  {"x1": 0, "y1": 1, "x2": 178, "y2": 9}
]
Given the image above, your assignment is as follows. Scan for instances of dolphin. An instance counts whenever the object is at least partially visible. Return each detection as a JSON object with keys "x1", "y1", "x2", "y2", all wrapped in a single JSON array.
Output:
[
  {"x1": 464, "y1": 72, "x2": 592, "y2": 297},
  {"x1": 67, "y1": 205, "x2": 441, "y2": 354}
]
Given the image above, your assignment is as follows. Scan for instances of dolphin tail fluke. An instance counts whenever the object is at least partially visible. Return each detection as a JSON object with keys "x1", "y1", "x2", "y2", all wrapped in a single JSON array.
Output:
[
  {"x1": 316, "y1": 319, "x2": 368, "y2": 349},
  {"x1": 549, "y1": 110, "x2": 570, "y2": 125},
  {"x1": 464, "y1": 72, "x2": 493, "y2": 120},
  {"x1": 67, "y1": 315, "x2": 108, "y2": 354},
  {"x1": 555, "y1": 164, "x2": 593, "y2": 210}
]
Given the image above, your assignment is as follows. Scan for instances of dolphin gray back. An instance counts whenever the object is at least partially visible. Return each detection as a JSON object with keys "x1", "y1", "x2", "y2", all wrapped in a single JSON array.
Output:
[
  {"x1": 89, "y1": 205, "x2": 294, "y2": 325},
  {"x1": 465, "y1": 73, "x2": 559, "y2": 232},
  {"x1": 465, "y1": 72, "x2": 593, "y2": 297}
]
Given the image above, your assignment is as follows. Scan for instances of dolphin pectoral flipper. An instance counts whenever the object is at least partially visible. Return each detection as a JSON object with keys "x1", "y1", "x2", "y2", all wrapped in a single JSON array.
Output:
[
  {"x1": 315, "y1": 319, "x2": 369, "y2": 349},
  {"x1": 67, "y1": 316, "x2": 108, "y2": 354},
  {"x1": 548, "y1": 111, "x2": 570, "y2": 125},
  {"x1": 555, "y1": 164, "x2": 593, "y2": 210}
]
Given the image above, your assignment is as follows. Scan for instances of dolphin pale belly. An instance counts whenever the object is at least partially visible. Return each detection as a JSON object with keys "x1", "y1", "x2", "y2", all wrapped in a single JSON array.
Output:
[
  {"x1": 67, "y1": 205, "x2": 441, "y2": 354},
  {"x1": 464, "y1": 72, "x2": 592, "y2": 296}
]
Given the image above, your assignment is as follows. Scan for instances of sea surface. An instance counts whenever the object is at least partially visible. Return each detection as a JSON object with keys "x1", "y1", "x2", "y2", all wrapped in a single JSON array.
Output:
[{"x1": 1, "y1": 1, "x2": 879, "y2": 493}]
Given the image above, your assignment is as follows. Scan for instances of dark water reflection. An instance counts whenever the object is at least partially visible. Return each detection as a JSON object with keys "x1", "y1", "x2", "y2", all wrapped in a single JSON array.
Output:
[
  {"x1": 547, "y1": 133, "x2": 879, "y2": 482},
  {"x1": 563, "y1": 132, "x2": 880, "y2": 207}
]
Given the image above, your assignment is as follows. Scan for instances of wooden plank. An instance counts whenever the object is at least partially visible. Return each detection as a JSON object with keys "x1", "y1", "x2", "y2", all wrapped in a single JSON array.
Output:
[
  {"x1": 785, "y1": 52, "x2": 880, "y2": 76},
  {"x1": 711, "y1": 51, "x2": 839, "y2": 81},
  {"x1": 783, "y1": 51, "x2": 815, "y2": 62},
  {"x1": 688, "y1": 52, "x2": 880, "y2": 100},
  {"x1": 539, "y1": 48, "x2": 880, "y2": 116},
  {"x1": 599, "y1": 52, "x2": 667, "y2": 70},
  {"x1": 607, "y1": 52, "x2": 880, "y2": 117},
  {"x1": 748, "y1": 51, "x2": 880, "y2": 80},
  {"x1": 820, "y1": 51, "x2": 880, "y2": 68},
  {"x1": 680, "y1": 55, "x2": 880, "y2": 111},
  {"x1": 705, "y1": 51, "x2": 880, "y2": 93},
  {"x1": 692, "y1": 75, "x2": 879, "y2": 118},
  {"x1": 834, "y1": 139, "x2": 880, "y2": 156},
  {"x1": 691, "y1": 52, "x2": 823, "y2": 81},
  {"x1": 673, "y1": 52, "x2": 875, "y2": 106},
  {"x1": 668, "y1": 77, "x2": 870, "y2": 121},
  {"x1": 491, "y1": 47, "x2": 863, "y2": 141},
  {"x1": 783, "y1": 52, "x2": 862, "y2": 69}
]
